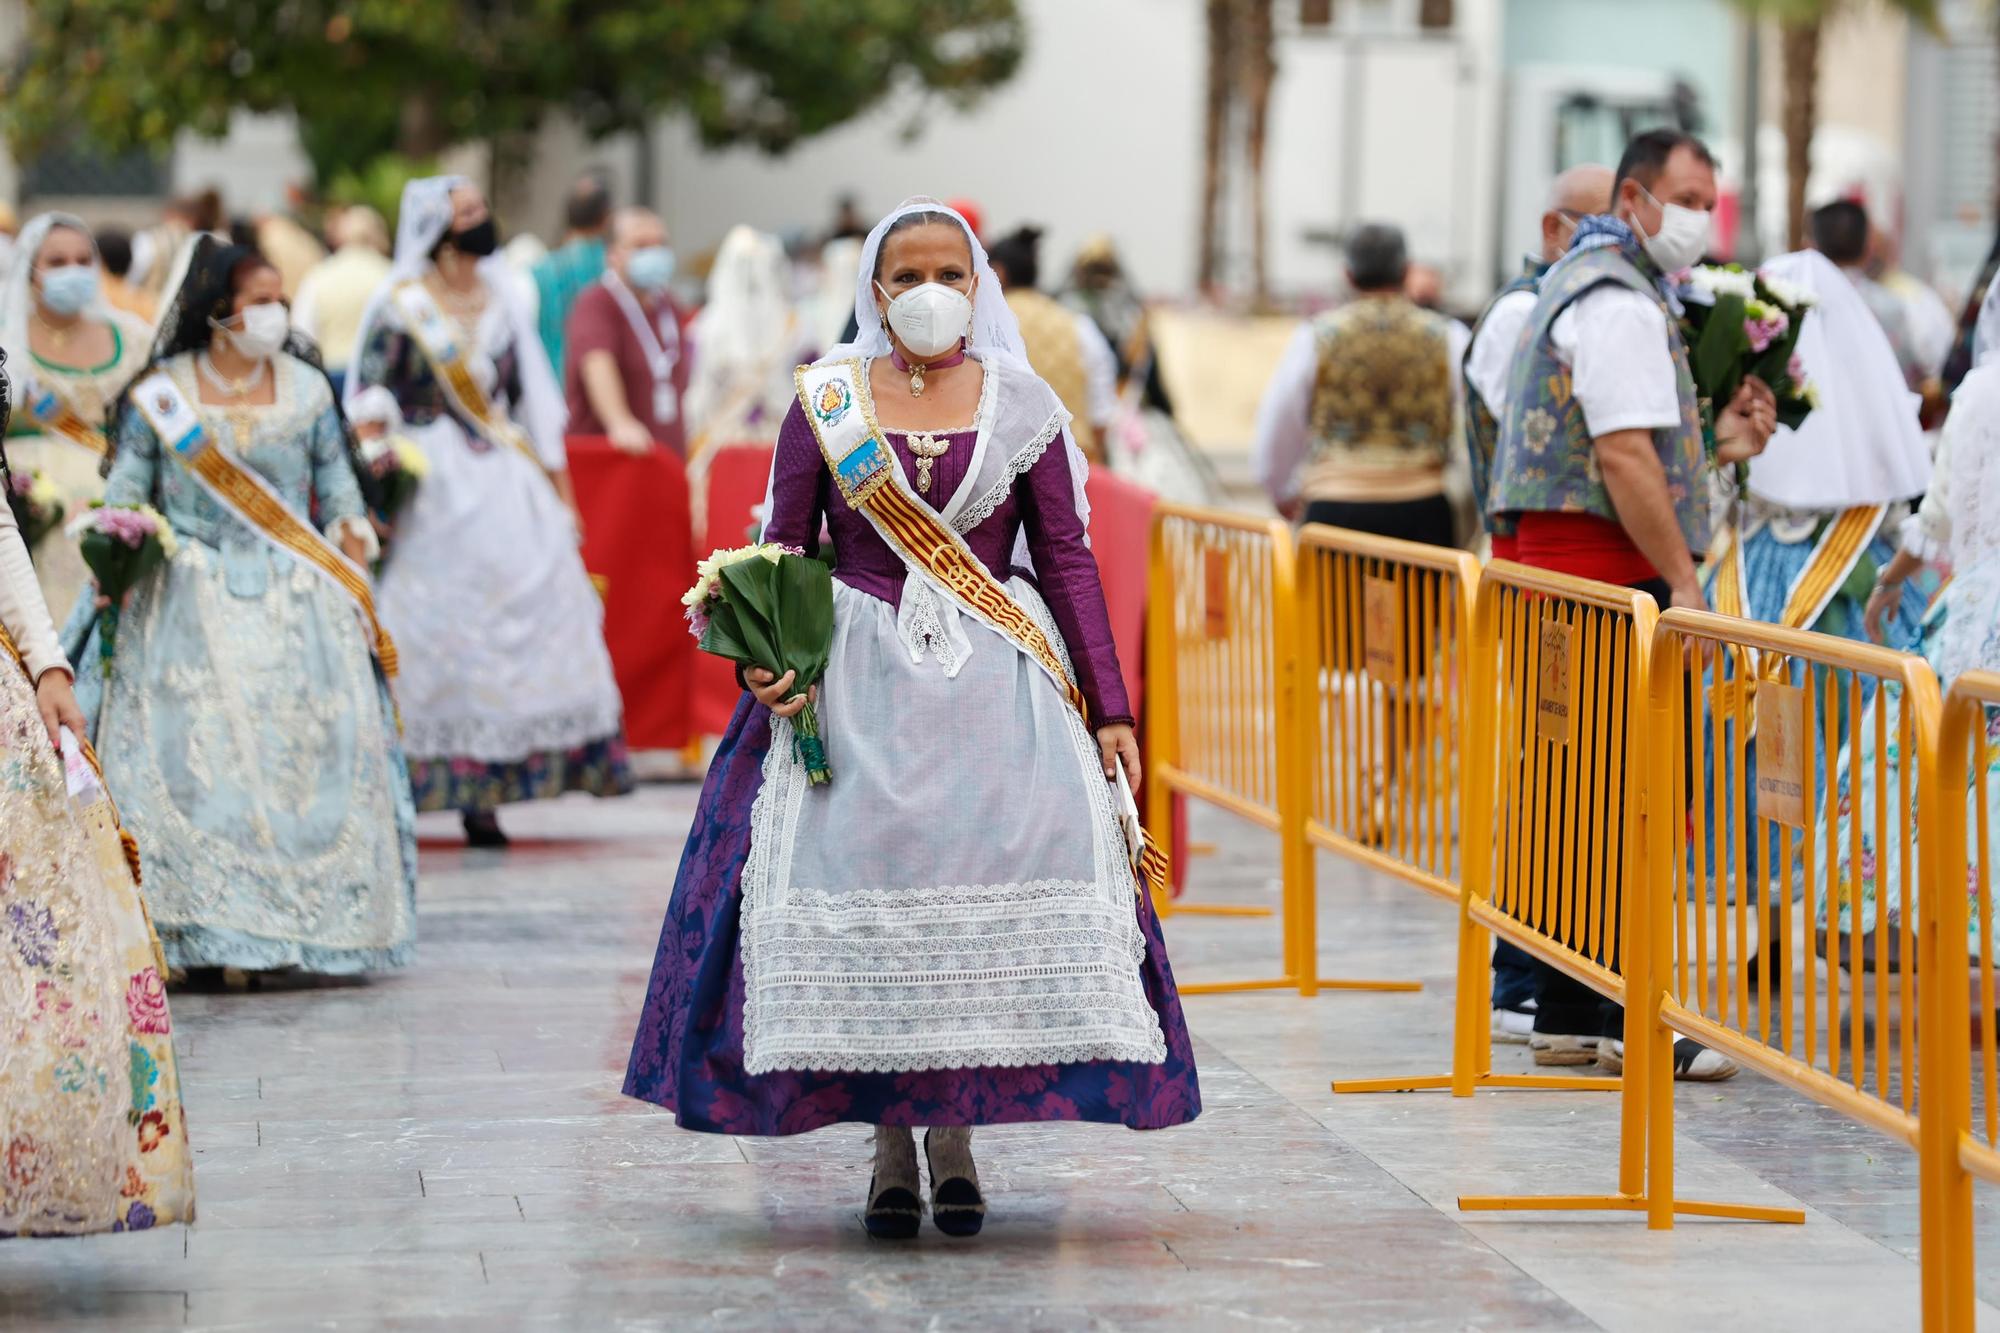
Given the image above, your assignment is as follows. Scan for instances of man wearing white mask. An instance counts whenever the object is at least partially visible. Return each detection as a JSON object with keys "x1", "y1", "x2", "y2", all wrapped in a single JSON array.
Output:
[
  {"x1": 1487, "y1": 129, "x2": 1776, "y2": 1082},
  {"x1": 565, "y1": 207, "x2": 691, "y2": 456}
]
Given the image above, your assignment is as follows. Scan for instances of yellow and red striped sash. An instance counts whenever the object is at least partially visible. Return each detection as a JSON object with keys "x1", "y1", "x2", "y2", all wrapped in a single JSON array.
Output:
[
  {"x1": 793, "y1": 357, "x2": 1168, "y2": 892},
  {"x1": 130, "y1": 372, "x2": 397, "y2": 678},
  {"x1": 391, "y1": 282, "x2": 552, "y2": 484},
  {"x1": 23, "y1": 379, "x2": 108, "y2": 456}
]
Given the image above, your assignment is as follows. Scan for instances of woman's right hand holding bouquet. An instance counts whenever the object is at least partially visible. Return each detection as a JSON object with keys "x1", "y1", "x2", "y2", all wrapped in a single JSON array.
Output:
[
  {"x1": 1713, "y1": 375, "x2": 1778, "y2": 465},
  {"x1": 746, "y1": 667, "x2": 816, "y2": 720}
]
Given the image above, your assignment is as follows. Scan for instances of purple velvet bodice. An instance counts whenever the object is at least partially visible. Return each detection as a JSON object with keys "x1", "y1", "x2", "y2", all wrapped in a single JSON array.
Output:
[{"x1": 764, "y1": 401, "x2": 1131, "y2": 727}]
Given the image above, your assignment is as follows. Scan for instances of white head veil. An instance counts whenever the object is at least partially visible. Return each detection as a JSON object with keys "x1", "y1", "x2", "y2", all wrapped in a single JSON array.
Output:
[
  {"x1": 815, "y1": 197, "x2": 1090, "y2": 528},
  {"x1": 0, "y1": 213, "x2": 109, "y2": 382},
  {"x1": 1748, "y1": 249, "x2": 1931, "y2": 510},
  {"x1": 1974, "y1": 273, "x2": 2000, "y2": 373},
  {"x1": 822, "y1": 196, "x2": 1031, "y2": 372},
  {"x1": 344, "y1": 175, "x2": 568, "y2": 465}
]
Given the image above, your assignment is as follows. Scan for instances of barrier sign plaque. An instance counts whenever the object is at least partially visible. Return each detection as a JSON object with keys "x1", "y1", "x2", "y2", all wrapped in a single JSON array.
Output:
[
  {"x1": 1203, "y1": 548, "x2": 1229, "y2": 640},
  {"x1": 1535, "y1": 621, "x2": 1574, "y2": 745},
  {"x1": 1363, "y1": 577, "x2": 1403, "y2": 679},
  {"x1": 1755, "y1": 681, "x2": 1807, "y2": 829}
]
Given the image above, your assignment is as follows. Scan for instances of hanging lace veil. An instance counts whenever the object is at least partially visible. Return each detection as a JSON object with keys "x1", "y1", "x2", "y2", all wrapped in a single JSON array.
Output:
[
  {"x1": 343, "y1": 175, "x2": 568, "y2": 464},
  {"x1": 769, "y1": 196, "x2": 1092, "y2": 541}
]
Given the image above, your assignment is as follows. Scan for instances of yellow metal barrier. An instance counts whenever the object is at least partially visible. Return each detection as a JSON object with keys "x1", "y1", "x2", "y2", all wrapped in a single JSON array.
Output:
[
  {"x1": 1143, "y1": 504, "x2": 1415, "y2": 996},
  {"x1": 1630, "y1": 608, "x2": 1936, "y2": 1229},
  {"x1": 1925, "y1": 670, "x2": 2000, "y2": 1330},
  {"x1": 1296, "y1": 525, "x2": 1479, "y2": 903}
]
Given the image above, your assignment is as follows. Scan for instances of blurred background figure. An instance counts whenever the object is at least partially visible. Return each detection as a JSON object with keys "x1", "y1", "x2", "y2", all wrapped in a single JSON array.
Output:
[
  {"x1": 254, "y1": 183, "x2": 328, "y2": 299},
  {"x1": 293, "y1": 204, "x2": 392, "y2": 398},
  {"x1": 1252, "y1": 221, "x2": 1462, "y2": 545},
  {"x1": 532, "y1": 172, "x2": 614, "y2": 377},
  {"x1": 348, "y1": 176, "x2": 630, "y2": 849},
  {"x1": 989, "y1": 224, "x2": 1118, "y2": 463},
  {"x1": 1812, "y1": 199, "x2": 1931, "y2": 393},
  {"x1": 565, "y1": 206, "x2": 690, "y2": 455},
  {"x1": 826, "y1": 193, "x2": 869, "y2": 243},
  {"x1": 93, "y1": 226, "x2": 156, "y2": 324},
  {"x1": 685, "y1": 224, "x2": 806, "y2": 456},
  {"x1": 0, "y1": 212, "x2": 156, "y2": 619},
  {"x1": 1062, "y1": 232, "x2": 1173, "y2": 417}
]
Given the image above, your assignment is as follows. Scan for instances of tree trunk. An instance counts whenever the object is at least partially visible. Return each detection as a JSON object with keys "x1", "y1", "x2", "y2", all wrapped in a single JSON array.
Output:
[
  {"x1": 398, "y1": 89, "x2": 449, "y2": 159},
  {"x1": 1199, "y1": 0, "x2": 1234, "y2": 293},
  {"x1": 1240, "y1": 0, "x2": 1276, "y2": 307},
  {"x1": 1779, "y1": 18, "x2": 1821, "y2": 252}
]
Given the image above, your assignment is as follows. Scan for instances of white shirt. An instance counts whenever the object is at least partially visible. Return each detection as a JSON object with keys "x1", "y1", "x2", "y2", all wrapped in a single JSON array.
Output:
[
  {"x1": 1252, "y1": 311, "x2": 1469, "y2": 505},
  {"x1": 1075, "y1": 312, "x2": 1120, "y2": 429},
  {"x1": 1548, "y1": 286, "x2": 1682, "y2": 437},
  {"x1": 1465, "y1": 288, "x2": 1537, "y2": 415}
]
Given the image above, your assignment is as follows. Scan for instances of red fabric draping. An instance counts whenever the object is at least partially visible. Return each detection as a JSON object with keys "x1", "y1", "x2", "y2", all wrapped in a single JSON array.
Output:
[
  {"x1": 567, "y1": 438, "x2": 700, "y2": 750},
  {"x1": 690, "y1": 443, "x2": 778, "y2": 735},
  {"x1": 1082, "y1": 468, "x2": 1155, "y2": 717}
]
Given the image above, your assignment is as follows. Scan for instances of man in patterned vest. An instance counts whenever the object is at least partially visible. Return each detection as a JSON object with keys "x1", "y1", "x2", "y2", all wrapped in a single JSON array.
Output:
[
  {"x1": 1252, "y1": 223, "x2": 1465, "y2": 547},
  {"x1": 1461, "y1": 163, "x2": 1612, "y2": 1049},
  {"x1": 989, "y1": 226, "x2": 1119, "y2": 462},
  {"x1": 1489, "y1": 128, "x2": 1776, "y2": 1083},
  {"x1": 1463, "y1": 164, "x2": 1613, "y2": 565}
]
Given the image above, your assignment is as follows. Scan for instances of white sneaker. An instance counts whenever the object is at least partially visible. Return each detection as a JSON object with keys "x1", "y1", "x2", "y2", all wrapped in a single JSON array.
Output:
[
  {"x1": 1492, "y1": 1008, "x2": 1535, "y2": 1044},
  {"x1": 1530, "y1": 1033, "x2": 1601, "y2": 1067},
  {"x1": 1673, "y1": 1039, "x2": 1739, "y2": 1082}
]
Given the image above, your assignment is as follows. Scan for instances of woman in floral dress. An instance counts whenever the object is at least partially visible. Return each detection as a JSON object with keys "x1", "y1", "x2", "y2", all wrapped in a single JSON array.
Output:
[{"x1": 0, "y1": 348, "x2": 194, "y2": 1234}]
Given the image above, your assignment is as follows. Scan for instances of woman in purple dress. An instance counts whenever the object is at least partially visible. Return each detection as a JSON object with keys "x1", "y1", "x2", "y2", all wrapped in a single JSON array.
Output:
[{"x1": 624, "y1": 200, "x2": 1198, "y2": 1239}]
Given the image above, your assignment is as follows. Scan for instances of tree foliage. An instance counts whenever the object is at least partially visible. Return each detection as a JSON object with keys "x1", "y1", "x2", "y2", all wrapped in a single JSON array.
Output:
[{"x1": 3, "y1": 0, "x2": 1027, "y2": 183}]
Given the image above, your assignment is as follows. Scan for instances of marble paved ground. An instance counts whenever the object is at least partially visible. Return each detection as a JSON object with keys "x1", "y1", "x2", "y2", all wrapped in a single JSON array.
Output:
[{"x1": 6, "y1": 784, "x2": 2000, "y2": 1330}]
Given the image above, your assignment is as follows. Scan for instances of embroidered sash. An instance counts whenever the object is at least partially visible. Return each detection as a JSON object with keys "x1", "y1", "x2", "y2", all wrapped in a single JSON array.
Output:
[
  {"x1": 131, "y1": 372, "x2": 397, "y2": 678},
  {"x1": 391, "y1": 282, "x2": 551, "y2": 481},
  {"x1": 793, "y1": 357, "x2": 1168, "y2": 891},
  {"x1": 21, "y1": 374, "x2": 108, "y2": 456},
  {"x1": 1709, "y1": 504, "x2": 1885, "y2": 632}
]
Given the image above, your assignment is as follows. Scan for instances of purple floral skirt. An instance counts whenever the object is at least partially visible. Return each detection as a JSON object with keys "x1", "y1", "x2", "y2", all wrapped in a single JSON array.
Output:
[{"x1": 622, "y1": 698, "x2": 1201, "y2": 1135}]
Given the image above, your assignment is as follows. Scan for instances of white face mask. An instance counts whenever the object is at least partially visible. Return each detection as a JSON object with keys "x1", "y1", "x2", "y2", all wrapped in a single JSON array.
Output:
[
  {"x1": 216, "y1": 302, "x2": 290, "y2": 360},
  {"x1": 876, "y1": 280, "x2": 973, "y2": 358},
  {"x1": 1637, "y1": 186, "x2": 1711, "y2": 274}
]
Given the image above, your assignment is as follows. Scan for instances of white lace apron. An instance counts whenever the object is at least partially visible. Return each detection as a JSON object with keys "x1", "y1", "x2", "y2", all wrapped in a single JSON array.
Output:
[{"x1": 738, "y1": 359, "x2": 1165, "y2": 1075}]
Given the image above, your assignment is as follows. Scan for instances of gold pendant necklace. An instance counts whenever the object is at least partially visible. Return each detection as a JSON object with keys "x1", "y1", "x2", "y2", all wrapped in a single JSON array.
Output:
[{"x1": 907, "y1": 432, "x2": 951, "y2": 494}]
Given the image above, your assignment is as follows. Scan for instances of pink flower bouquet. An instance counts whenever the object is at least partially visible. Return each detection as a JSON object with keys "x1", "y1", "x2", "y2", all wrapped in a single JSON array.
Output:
[{"x1": 66, "y1": 503, "x2": 178, "y2": 675}]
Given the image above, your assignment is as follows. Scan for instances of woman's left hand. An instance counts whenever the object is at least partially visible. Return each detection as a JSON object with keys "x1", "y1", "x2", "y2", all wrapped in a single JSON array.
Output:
[{"x1": 1098, "y1": 723, "x2": 1141, "y2": 789}]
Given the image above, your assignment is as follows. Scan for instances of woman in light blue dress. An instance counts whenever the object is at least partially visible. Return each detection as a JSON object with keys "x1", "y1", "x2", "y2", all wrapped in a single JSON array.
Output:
[{"x1": 69, "y1": 239, "x2": 417, "y2": 978}]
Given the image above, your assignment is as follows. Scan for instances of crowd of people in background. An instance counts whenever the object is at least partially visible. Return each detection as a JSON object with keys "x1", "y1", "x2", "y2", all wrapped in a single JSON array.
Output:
[{"x1": 9, "y1": 127, "x2": 2000, "y2": 1241}]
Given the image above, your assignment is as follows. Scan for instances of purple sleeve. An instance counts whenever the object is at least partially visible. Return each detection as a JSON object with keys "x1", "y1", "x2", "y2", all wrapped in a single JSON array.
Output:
[
  {"x1": 763, "y1": 402, "x2": 828, "y2": 556},
  {"x1": 1015, "y1": 434, "x2": 1133, "y2": 728}
]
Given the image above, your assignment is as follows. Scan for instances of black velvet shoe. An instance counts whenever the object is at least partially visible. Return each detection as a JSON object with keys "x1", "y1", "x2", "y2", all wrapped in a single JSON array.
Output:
[
  {"x1": 863, "y1": 1172, "x2": 922, "y2": 1240},
  {"x1": 924, "y1": 1129, "x2": 986, "y2": 1237},
  {"x1": 463, "y1": 811, "x2": 509, "y2": 848}
]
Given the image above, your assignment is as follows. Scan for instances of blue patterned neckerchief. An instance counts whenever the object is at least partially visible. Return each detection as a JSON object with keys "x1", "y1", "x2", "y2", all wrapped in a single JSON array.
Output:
[{"x1": 1566, "y1": 213, "x2": 1684, "y2": 315}]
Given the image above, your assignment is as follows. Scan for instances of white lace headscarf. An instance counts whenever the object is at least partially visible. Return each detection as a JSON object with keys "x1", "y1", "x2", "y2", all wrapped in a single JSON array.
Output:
[
  {"x1": 687, "y1": 224, "x2": 798, "y2": 438},
  {"x1": 779, "y1": 196, "x2": 1091, "y2": 534},
  {"x1": 1748, "y1": 249, "x2": 1931, "y2": 510},
  {"x1": 344, "y1": 175, "x2": 568, "y2": 465},
  {"x1": 0, "y1": 213, "x2": 109, "y2": 387}
]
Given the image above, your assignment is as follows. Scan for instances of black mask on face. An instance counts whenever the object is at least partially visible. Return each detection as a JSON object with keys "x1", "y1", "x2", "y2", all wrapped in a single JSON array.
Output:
[{"x1": 448, "y1": 217, "x2": 499, "y2": 257}]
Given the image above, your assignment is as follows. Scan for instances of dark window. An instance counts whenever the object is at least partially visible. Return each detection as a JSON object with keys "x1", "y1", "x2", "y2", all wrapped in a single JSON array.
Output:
[{"x1": 21, "y1": 144, "x2": 169, "y2": 200}]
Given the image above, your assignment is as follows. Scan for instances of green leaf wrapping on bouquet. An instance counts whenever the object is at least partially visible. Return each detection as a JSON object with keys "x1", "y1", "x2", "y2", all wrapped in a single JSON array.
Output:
[
  {"x1": 1690, "y1": 292, "x2": 1749, "y2": 407},
  {"x1": 712, "y1": 552, "x2": 834, "y2": 690},
  {"x1": 701, "y1": 552, "x2": 836, "y2": 784},
  {"x1": 77, "y1": 527, "x2": 170, "y2": 602}
]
